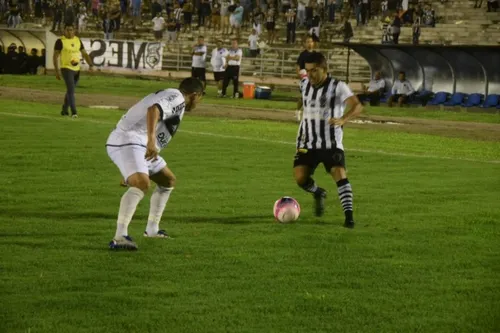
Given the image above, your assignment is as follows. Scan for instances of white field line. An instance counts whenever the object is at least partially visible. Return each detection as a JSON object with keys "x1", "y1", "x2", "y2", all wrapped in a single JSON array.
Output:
[{"x1": 1, "y1": 111, "x2": 499, "y2": 164}]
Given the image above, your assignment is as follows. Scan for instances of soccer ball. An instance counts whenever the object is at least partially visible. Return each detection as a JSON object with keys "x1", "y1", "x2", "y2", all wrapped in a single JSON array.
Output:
[{"x1": 273, "y1": 197, "x2": 301, "y2": 223}]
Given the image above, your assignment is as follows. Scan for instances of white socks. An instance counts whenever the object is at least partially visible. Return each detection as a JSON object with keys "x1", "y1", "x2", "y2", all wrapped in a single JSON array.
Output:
[
  {"x1": 114, "y1": 187, "x2": 145, "y2": 239},
  {"x1": 146, "y1": 186, "x2": 174, "y2": 236}
]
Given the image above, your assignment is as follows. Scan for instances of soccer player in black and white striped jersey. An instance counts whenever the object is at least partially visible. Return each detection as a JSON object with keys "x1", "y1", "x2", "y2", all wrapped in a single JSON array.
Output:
[{"x1": 294, "y1": 52, "x2": 363, "y2": 228}]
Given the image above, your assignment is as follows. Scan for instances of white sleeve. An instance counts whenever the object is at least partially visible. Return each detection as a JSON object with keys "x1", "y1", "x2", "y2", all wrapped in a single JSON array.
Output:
[
  {"x1": 336, "y1": 81, "x2": 354, "y2": 103},
  {"x1": 237, "y1": 49, "x2": 243, "y2": 58},
  {"x1": 379, "y1": 80, "x2": 385, "y2": 89},
  {"x1": 201, "y1": 45, "x2": 207, "y2": 54},
  {"x1": 406, "y1": 81, "x2": 415, "y2": 95}
]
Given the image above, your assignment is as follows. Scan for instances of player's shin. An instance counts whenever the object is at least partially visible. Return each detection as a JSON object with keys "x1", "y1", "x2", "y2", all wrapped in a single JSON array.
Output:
[
  {"x1": 298, "y1": 177, "x2": 320, "y2": 194},
  {"x1": 146, "y1": 186, "x2": 174, "y2": 236},
  {"x1": 336, "y1": 178, "x2": 354, "y2": 221},
  {"x1": 115, "y1": 187, "x2": 145, "y2": 239}
]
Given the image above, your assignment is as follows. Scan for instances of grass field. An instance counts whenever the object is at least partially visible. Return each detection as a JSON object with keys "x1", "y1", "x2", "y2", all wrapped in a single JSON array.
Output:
[
  {"x1": 1, "y1": 75, "x2": 499, "y2": 124},
  {"x1": 0, "y1": 97, "x2": 499, "y2": 333}
]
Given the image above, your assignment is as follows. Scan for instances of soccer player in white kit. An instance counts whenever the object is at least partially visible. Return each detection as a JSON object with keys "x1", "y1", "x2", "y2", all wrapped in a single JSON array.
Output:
[{"x1": 106, "y1": 78, "x2": 204, "y2": 250}]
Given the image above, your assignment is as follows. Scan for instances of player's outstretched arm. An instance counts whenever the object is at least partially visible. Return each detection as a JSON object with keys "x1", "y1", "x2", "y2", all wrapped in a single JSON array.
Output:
[
  {"x1": 329, "y1": 95, "x2": 363, "y2": 127},
  {"x1": 145, "y1": 105, "x2": 161, "y2": 161}
]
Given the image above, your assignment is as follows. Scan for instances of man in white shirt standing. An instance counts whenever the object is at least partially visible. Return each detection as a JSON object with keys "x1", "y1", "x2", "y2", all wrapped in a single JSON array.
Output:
[
  {"x1": 388, "y1": 71, "x2": 415, "y2": 107},
  {"x1": 152, "y1": 12, "x2": 165, "y2": 41},
  {"x1": 358, "y1": 71, "x2": 385, "y2": 106},
  {"x1": 248, "y1": 28, "x2": 260, "y2": 58},
  {"x1": 211, "y1": 39, "x2": 228, "y2": 96},
  {"x1": 106, "y1": 78, "x2": 204, "y2": 250},
  {"x1": 220, "y1": 38, "x2": 242, "y2": 98},
  {"x1": 191, "y1": 36, "x2": 207, "y2": 92}
]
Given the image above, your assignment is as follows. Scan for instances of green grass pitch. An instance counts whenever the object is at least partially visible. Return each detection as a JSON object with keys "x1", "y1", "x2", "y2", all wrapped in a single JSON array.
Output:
[{"x1": 0, "y1": 100, "x2": 499, "y2": 333}]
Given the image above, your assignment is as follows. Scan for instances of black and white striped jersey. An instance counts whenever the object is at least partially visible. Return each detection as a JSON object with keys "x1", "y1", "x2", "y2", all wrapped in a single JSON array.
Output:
[{"x1": 297, "y1": 75, "x2": 354, "y2": 151}]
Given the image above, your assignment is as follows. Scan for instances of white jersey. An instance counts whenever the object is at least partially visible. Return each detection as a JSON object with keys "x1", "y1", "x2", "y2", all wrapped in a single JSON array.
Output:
[
  {"x1": 106, "y1": 89, "x2": 186, "y2": 151},
  {"x1": 211, "y1": 47, "x2": 228, "y2": 72},
  {"x1": 192, "y1": 44, "x2": 207, "y2": 68},
  {"x1": 227, "y1": 48, "x2": 243, "y2": 66},
  {"x1": 297, "y1": 75, "x2": 353, "y2": 150}
]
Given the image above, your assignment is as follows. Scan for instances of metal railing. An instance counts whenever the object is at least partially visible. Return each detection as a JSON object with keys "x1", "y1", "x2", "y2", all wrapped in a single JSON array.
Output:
[{"x1": 162, "y1": 43, "x2": 370, "y2": 83}]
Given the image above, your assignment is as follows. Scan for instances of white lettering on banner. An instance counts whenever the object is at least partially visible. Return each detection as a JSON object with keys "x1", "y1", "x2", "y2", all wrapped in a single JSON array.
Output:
[{"x1": 81, "y1": 39, "x2": 163, "y2": 71}]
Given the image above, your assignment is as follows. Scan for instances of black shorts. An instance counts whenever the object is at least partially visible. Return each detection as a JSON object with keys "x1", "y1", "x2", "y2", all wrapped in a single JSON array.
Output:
[
  {"x1": 214, "y1": 71, "x2": 225, "y2": 81},
  {"x1": 191, "y1": 67, "x2": 206, "y2": 82},
  {"x1": 266, "y1": 22, "x2": 275, "y2": 31},
  {"x1": 293, "y1": 148, "x2": 346, "y2": 173}
]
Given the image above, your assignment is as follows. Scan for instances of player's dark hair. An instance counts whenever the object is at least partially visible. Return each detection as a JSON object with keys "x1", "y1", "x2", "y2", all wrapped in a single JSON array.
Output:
[
  {"x1": 198, "y1": 35, "x2": 204, "y2": 39},
  {"x1": 305, "y1": 34, "x2": 319, "y2": 43},
  {"x1": 399, "y1": 71, "x2": 406, "y2": 75},
  {"x1": 305, "y1": 52, "x2": 327, "y2": 70},
  {"x1": 64, "y1": 23, "x2": 74, "y2": 28},
  {"x1": 179, "y1": 77, "x2": 204, "y2": 94}
]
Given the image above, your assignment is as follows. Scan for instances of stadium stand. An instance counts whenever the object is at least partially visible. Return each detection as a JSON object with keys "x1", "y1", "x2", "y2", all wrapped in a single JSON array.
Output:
[{"x1": 0, "y1": 0, "x2": 499, "y2": 105}]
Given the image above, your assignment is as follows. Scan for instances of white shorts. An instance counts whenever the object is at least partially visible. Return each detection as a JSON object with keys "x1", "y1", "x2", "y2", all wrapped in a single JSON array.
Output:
[{"x1": 106, "y1": 145, "x2": 167, "y2": 180}]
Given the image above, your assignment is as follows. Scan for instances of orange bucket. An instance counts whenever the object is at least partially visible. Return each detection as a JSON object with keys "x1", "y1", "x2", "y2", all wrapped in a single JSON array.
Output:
[{"x1": 243, "y1": 82, "x2": 256, "y2": 99}]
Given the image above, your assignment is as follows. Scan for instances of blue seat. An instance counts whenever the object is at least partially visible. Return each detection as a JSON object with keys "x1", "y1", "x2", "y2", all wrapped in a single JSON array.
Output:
[
  {"x1": 481, "y1": 94, "x2": 500, "y2": 108},
  {"x1": 380, "y1": 92, "x2": 391, "y2": 103},
  {"x1": 427, "y1": 91, "x2": 448, "y2": 105},
  {"x1": 463, "y1": 93, "x2": 483, "y2": 107},
  {"x1": 444, "y1": 93, "x2": 466, "y2": 106}
]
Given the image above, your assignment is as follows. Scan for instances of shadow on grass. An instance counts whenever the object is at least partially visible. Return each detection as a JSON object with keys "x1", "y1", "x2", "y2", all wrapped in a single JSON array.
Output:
[{"x1": 0, "y1": 209, "x2": 270, "y2": 225}]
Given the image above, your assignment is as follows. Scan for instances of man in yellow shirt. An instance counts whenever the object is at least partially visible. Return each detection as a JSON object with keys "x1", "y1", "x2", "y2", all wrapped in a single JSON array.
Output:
[{"x1": 53, "y1": 24, "x2": 93, "y2": 118}]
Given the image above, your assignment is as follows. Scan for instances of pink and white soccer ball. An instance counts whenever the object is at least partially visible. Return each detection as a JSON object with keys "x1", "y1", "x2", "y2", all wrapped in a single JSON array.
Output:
[{"x1": 273, "y1": 197, "x2": 301, "y2": 223}]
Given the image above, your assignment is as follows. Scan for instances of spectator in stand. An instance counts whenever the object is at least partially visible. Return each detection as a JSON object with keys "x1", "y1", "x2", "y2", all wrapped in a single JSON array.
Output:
[
  {"x1": 487, "y1": 0, "x2": 498, "y2": 11},
  {"x1": 230, "y1": 1, "x2": 244, "y2": 39},
  {"x1": 241, "y1": 0, "x2": 252, "y2": 28},
  {"x1": 412, "y1": 17, "x2": 420, "y2": 45},
  {"x1": 152, "y1": 11, "x2": 165, "y2": 41},
  {"x1": 120, "y1": 0, "x2": 128, "y2": 17},
  {"x1": 248, "y1": 28, "x2": 260, "y2": 60},
  {"x1": 265, "y1": 3, "x2": 276, "y2": 44},
  {"x1": 361, "y1": 0, "x2": 368, "y2": 24},
  {"x1": 198, "y1": 0, "x2": 211, "y2": 29},
  {"x1": 27, "y1": 48, "x2": 41, "y2": 75},
  {"x1": 391, "y1": 14, "x2": 401, "y2": 44},
  {"x1": 183, "y1": 0, "x2": 194, "y2": 33},
  {"x1": 286, "y1": 3, "x2": 297, "y2": 44},
  {"x1": 131, "y1": 0, "x2": 142, "y2": 28},
  {"x1": 305, "y1": 0, "x2": 314, "y2": 28},
  {"x1": 381, "y1": 17, "x2": 392, "y2": 44},
  {"x1": 282, "y1": 0, "x2": 291, "y2": 22},
  {"x1": 173, "y1": 3, "x2": 182, "y2": 34},
  {"x1": 64, "y1": 4, "x2": 76, "y2": 27},
  {"x1": 152, "y1": 0, "x2": 162, "y2": 19},
  {"x1": 422, "y1": 4, "x2": 435, "y2": 26},
  {"x1": 109, "y1": 3, "x2": 122, "y2": 31},
  {"x1": 8, "y1": 5, "x2": 22, "y2": 28},
  {"x1": 221, "y1": 0, "x2": 230, "y2": 35},
  {"x1": 212, "y1": 1, "x2": 221, "y2": 31},
  {"x1": 327, "y1": 0, "x2": 335, "y2": 22},
  {"x1": 165, "y1": 13, "x2": 177, "y2": 44},
  {"x1": 77, "y1": 6, "x2": 88, "y2": 33},
  {"x1": 358, "y1": 71, "x2": 385, "y2": 106},
  {"x1": 297, "y1": 0, "x2": 307, "y2": 27},
  {"x1": 34, "y1": 0, "x2": 43, "y2": 24},
  {"x1": 342, "y1": 16, "x2": 353, "y2": 42},
  {"x1": 103, "y1": 12, "x2": 116, "y2": 39},
  {"x1": 381, "y1": 0, "x2": 388, "y2": 18},
  {"x1": 252, "y1": 7, "x2": 264, "y2": 35},
  {"x1": 309, "y1": 10, "x2": 321, "y2": 40},
  {"x1": 388, "y1": 71, "x2": 415, "y2": 107},
  {"x1": 91, "y1": 0, "x2": 99, "y2": 17}
]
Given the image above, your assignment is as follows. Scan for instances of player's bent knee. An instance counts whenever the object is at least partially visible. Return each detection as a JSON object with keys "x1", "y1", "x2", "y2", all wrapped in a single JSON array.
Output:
[{"x1": 127, "y1": 173, "x2": 151, "y2": 192}]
